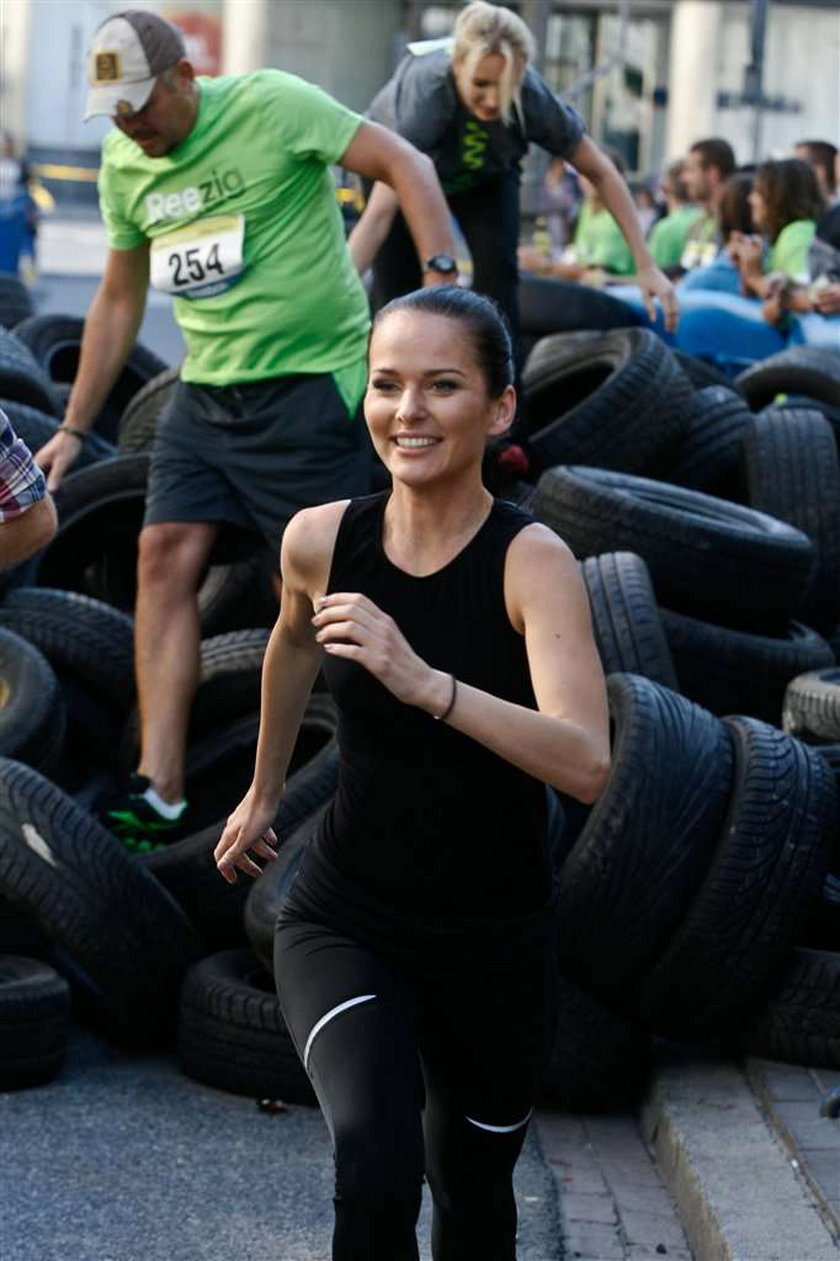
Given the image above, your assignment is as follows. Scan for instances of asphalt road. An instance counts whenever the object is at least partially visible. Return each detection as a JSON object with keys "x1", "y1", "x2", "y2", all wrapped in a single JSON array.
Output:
[{"x1": 2, "y1": 1027, "x2": 562, "y2": 1261}]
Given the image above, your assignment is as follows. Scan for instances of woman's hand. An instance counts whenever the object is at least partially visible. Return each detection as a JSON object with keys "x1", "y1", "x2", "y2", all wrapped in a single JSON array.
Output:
[
  {"x1": 312, "y1": 592, "x2": 449, "y2": 713},
  {"x1": 635, "y1": 262, "x2": 680, "y2": 332},
  {"x1": 214, "y1": 789, "x2": 279, "y2": 884}
]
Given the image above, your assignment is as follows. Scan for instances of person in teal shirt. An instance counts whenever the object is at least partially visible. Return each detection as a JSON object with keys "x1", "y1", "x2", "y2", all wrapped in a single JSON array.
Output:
[{"x1": 34, "y1": 8, "x2": 458, "y2": 847}]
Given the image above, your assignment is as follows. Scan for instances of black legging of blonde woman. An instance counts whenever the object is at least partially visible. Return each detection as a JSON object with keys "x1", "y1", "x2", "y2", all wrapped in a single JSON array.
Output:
[
  {"x1": 274, "y1": 902, "x2": 558, "y2": 1261},
  {"x1": 369, "y1": 174, "x2": 522, "y2": 368}
]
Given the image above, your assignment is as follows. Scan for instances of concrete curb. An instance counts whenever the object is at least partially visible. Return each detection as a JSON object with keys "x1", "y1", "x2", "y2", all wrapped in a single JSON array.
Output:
[{"x1": 641, "y1": 1059, "x2": 839, "y2": 1260}]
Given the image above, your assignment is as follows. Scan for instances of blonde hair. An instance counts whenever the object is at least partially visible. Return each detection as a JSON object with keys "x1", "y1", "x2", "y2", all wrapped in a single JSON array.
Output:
[{"x1": 453, "y1": 2, "x2": 534, "y2": 123}]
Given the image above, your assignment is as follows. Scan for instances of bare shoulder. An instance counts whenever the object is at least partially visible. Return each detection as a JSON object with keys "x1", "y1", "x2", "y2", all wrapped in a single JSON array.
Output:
[
  {"x1": 507, "y1": 521, "x2": 579, "y2": 575},
  {"x1": 504, "y1": 523, "x2": 585, "y2": 630},
  {"x1": 281, "y1": 500, "x2": 350, "y2": 598}
]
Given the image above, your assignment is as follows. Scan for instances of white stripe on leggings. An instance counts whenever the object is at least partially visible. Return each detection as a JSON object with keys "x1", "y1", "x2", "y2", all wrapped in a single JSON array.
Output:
[
  {"x1": 464, "y1": 1108, "x2": 533, "y2": 1134},
  {"x1": 303, "y1": 994, "x2": 377, "y2": 1072}
]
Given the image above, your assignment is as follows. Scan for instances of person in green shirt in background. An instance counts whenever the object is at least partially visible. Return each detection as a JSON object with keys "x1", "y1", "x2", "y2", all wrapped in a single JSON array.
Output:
[
  {"x1": 648, "y1": 159, "x2": 701, "y2": 274},
  {"x1": 520, "y1": 148, "x2": 635, "y2": 283},
  {"x1": 35, "y1": 8, "x2": 459, "y2": 846},
  {"x1": 731, "y1": 158, "x2": 824, "y2": 299}
]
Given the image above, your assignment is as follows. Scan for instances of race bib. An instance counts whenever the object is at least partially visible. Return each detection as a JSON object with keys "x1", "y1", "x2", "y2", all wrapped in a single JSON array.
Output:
[{"x1": 150, "y1": 213, "x2": 245, "y2": 299}]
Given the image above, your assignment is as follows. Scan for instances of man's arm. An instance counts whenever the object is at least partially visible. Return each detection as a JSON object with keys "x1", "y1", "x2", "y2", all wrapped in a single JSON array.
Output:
[
  {"x1": 342, "y1": 120, "x2": 456, "y2": 284},
  {"x1": 35, "y1": 244, "x2": 150, "y2": 490},
  {"x1": 0, "y1": 495, "x2": 57, "y2": 570},
  {"x1": 569, "y1": 137, "x2": 679, "y2": 331}
]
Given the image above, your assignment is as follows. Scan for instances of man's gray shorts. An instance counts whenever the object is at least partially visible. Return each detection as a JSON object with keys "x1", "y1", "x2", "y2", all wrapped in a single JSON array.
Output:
[{"x1": 144, "y1": 372, "x2": 372, "y2": 553}]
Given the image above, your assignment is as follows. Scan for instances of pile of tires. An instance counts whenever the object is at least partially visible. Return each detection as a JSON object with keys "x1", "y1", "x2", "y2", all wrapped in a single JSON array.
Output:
[
  {"x1": 0, "y1": 312, "x2": 306, "y2": 1090},
  {"x1": 518, "y1": 337, "x2": 840, "y2": 1085}
]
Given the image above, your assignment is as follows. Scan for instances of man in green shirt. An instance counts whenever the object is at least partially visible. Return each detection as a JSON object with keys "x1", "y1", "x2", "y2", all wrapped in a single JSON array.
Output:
[
  {"x1": 681, "y1": 138, "x2": 736, "y2": 271},
  {"x1": 35, "y1": 9, "x2": 458, "y2": 845}
]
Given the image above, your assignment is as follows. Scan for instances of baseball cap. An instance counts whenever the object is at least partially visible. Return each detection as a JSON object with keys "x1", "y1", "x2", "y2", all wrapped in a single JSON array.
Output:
[{"x1": 84, "y1": 10, "x2": 186, "y2": 121}]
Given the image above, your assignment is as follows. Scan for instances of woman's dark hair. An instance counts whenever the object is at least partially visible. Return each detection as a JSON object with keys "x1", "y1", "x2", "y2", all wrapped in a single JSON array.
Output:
[
  {"x1": 719, "y1": 172, "x2": 755, "y2": 240},
  {"x1": 372, "y1": 287, "x2": 514, "y2": 398},
  {"x1": 754, "y1": 158, "x2": 825, "y2": 242}
]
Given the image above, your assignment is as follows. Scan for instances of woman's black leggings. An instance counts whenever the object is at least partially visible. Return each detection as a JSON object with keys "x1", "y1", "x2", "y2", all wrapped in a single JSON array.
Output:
[
  {"x1": 369, "y1": 174, "x2": 523, "y2": 362},
  {"x1": 274, "y1": 904, "x2": 557, "y2": 1261}
]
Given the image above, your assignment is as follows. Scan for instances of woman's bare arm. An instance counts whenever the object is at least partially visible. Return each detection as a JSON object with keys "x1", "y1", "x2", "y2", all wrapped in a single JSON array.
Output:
[{"x1": 214, "y1": 502, "x2": 345, "y2": 881}]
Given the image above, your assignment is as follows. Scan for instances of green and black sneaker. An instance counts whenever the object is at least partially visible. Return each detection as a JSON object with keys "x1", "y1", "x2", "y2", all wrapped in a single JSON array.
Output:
[{"x1": 96, "y1": 774, "x2": 189, "y2": 854}]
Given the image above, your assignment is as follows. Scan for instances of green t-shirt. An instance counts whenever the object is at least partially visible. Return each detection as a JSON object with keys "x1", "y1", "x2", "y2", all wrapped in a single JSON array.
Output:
[
  {"x1": 769, "y1": 219, "x2": 817, "y2": 281},
  {"x1": 99, "y1": 71, "x2": 370, "y2": 389},
  {"x1": 648, "y1": 205, "x2": 702, "y2": 270},
  {"x1": 573, "y1": 202, "x2": 634, "y2": 276}
]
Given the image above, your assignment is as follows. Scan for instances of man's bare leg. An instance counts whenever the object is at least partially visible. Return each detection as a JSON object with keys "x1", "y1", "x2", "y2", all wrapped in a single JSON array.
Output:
[{"x1": 134, "y1": 520, "x2": 219, "y2": 804}]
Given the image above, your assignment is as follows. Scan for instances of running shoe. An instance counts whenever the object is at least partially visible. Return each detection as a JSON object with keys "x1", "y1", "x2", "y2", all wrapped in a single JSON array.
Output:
[{"x1": 95, "y1": 774, "x2": 189, "y2": 853}]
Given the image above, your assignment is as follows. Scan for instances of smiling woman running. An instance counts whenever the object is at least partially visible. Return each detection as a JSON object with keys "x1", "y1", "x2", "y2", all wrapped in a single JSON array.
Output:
[{"x1": 215, "y1": 286, "x2": 610, "y2": 1260}]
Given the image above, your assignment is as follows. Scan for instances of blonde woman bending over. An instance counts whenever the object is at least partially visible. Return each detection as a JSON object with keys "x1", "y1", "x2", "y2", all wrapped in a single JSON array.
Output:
[{"x1": 353, "y1": 1, "x2": 678, "y2": 356}]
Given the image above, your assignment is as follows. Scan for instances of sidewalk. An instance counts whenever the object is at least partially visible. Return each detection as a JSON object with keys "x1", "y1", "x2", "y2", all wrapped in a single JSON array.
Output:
[
  {"x1": 536, "y1": 1051, "x2": 840, "y2": 1261},
  {"x1": 643, "y1": 1053, "x2": 839, "y2": 1260}
]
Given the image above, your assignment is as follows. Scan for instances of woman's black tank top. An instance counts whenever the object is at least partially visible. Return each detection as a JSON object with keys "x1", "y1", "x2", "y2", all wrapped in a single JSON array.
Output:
[{"x1": 309, "y1": 492, "x2": 550, "y2": 920}]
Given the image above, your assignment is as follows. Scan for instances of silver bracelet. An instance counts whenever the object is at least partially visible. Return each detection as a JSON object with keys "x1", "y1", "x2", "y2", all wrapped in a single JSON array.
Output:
[{"x1": 433, "y1": 674, "x2": 457, "y2": 722}]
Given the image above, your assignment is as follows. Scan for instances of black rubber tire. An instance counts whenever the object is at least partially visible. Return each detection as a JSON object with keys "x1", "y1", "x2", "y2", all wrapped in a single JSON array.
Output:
[
  {"x1": 0, "y1": 954, "x2": 70, "y2": 1089},
  {"x1": 817, "y1": 746, "x2": 840, "y2": 873},
  {"x1": 0, "y1": 758, "x2": 202, "y2": 1044},
  {"x1": 518, "y1": 275, "x2": 644, "y2": 337},
  {"x1": 673, "y1": 351, "x2": 739, "y2": 392},
  {"x1": 743, "y1": 948, "x2": 840, "y2": 1068},
  {"x1": 523, "y1": 328, "x2": 691, "y2": 476},
  {"x1": 13, "y1": 315, "x2": 167, "y2": 444},
  {"x1": 143, "y1": 702, "x2": 338, "y2": 950},
  {"x1": 800, "y1": 874, "x2": 840, "y2": 952},
  {"x1": 661, "y1": 612, "x2": 834, "y2": 724},
  {"x1": 737, "y1": 347, "x2": 840, "y2": 411},
  {"x1": 117, "y1": 365, "x2": 180, "y2": 454},
  {"x1": 580, "y1": 552, "x2": 678, "y2": 690},
  {"x1": 245, "y1": 804, "x2": 331, "y2": 971},
  {"x1": 783, "y1": 669, "x2": 840, "y2": 743},
  {"x1": 0, "y1": 328, "x2": 64, "y2": 416},
  {"x1": 30, "y1": 453, "x2": 268, "y2": 634},
  {"x1": 538, "y1": 971, "x2": 651, "y2": 1112},
  {"x1": 119, "y1": 629, "x2": 269, "y2": 776},
  {"x1": 0, "y1": 273, "x2": 34, "y2": 329},
  {"x1": 0, "y1": 399, "x2": 116, "y2": 470},
  {"x1": 532, "y1": 466, "x2": 815, "y2": 633},
  {"x1": 742, "y1": 408, "x2": 840, "y2": 633},
  {"x1": 0, "y1": 587, "x2": 135, "y2": 707},
  {"x1": 0, "y1": 588, "x2": 135, "y2": 786},
  {"x1": 0, "y1": 627, "x2": 65, "y2": 774},
  {"x1": 768, "y1": 394, "x2": 840, "y2": 450},
  {"x1": 654, "y1": 385, "x2": 751, "y2": 500},
  {"x1": 632, "y1": 717, "x2": 834, "y2": 1039},
  {"x1": 554, "y1": 673, "x2": 734, "y2": 1003},
  {"x1": 177, "y1": 696, "x2": 338, "y2": 839},
  {"x1": 178, "y1": 947, "x2": 314, "y2": 1104}
]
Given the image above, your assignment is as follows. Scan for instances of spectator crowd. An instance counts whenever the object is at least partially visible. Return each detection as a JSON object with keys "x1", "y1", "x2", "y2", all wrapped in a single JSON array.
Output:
[{"x1": 520, "y1": 136, "x2": 840, "y2": 361}]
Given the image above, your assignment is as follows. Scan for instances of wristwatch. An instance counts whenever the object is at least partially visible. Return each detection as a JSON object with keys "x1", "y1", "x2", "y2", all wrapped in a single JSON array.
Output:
[{"x1": 423, "y1": 254, "x2": 458, "y2": 277}]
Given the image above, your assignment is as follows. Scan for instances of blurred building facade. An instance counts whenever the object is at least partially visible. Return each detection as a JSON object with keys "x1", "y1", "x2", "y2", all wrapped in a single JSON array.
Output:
[{"x1": 0, "y1": 0, "x2": 837, "y2": 200}]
